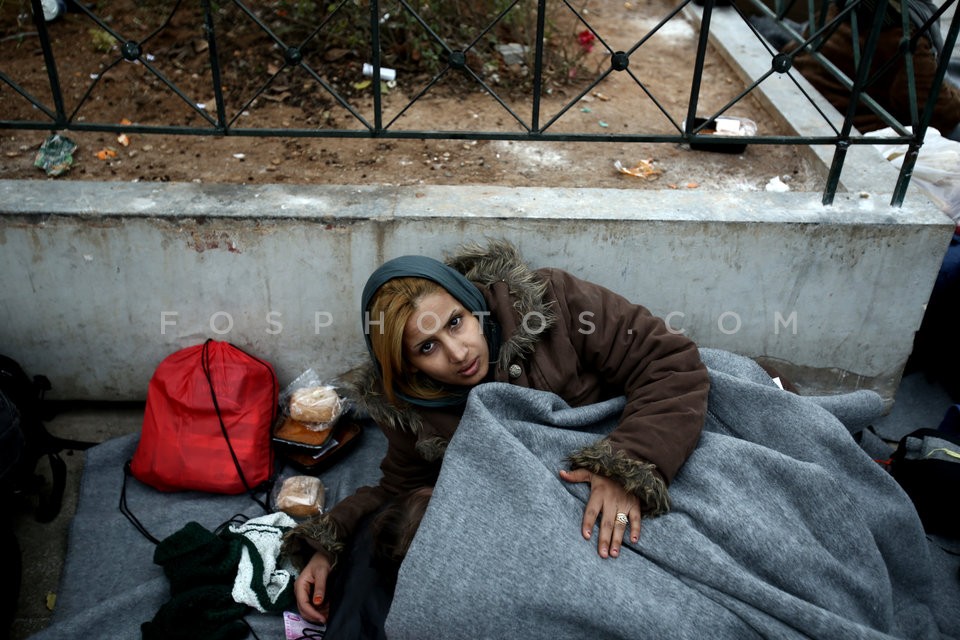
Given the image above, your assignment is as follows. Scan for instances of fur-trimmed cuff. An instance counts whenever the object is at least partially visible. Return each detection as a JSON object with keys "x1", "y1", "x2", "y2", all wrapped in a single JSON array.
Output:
[
  {"x1": 415, "y1": 436, "x2": 448, "y2": 462},
  {"x1": 281, "y1": 512, "x2": 345, "y2": 569},
  {"x1": 567, "y1": 439, "x2": 671, "y2": 517}
]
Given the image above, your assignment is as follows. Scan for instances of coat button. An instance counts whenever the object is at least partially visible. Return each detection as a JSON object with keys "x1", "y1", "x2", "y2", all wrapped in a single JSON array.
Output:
[{"x1": 508, "y1": 363, "x2": 522, "y2": 379}]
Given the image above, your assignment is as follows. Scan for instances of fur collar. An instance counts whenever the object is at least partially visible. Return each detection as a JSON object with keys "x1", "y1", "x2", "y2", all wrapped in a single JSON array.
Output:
[
  {"x1": 445, "y1": 238, "x2": 555, "y2": 372},
  {"x1": 338, "y1": 239, "x2": 555, "y2": 434}
]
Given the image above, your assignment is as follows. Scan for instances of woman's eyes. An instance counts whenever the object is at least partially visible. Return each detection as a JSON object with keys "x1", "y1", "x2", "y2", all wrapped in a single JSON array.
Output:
[{"x1": 417, "y1": 315, "x2": 463, "y2": 355}]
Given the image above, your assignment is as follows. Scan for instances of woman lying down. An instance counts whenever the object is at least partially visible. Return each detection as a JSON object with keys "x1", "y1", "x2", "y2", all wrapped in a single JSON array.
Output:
[{"x1": 282, "y1": 238, "x2": 956, "y2": 639}]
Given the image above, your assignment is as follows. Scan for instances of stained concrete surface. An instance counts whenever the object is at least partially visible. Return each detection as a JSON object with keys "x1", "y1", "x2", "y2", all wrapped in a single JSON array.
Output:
[{"x1": 8, "y1": 372, "x2": 956, "y2": 639}]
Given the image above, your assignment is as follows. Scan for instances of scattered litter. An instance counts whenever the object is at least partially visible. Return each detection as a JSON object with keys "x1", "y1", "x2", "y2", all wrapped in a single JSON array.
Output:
[
  {"x1": 34, "y1": 133, "x2": 78, "y2": 176},
  {"x1": 264, "y1": 91, "x2": 292, "y2": 103},
  {"x1": 41, "y1": 0, "x2": 66, "y2": 22},
  {"x1": 689, "y1": 115, "x2": 757, "y2": 153},
  {"x1": 95, "y1": 148, "x2": 118, "y2": 160},
  {"x1": 714, "y1": 117, "x2": 752, "y2": 135},
  {"x1": 580, "y1": 106, "x2": 592, "y2": 113},
  {"x1": 117, "y1": 133, "x2": 130, "y2": 147},
  {"x1": 598, "y1": 121, "x2": 609, "y2": 128},
  {"x1": 324, "y1": 48, "x2": 351, "y2": 62},
  {"x1": 283, "y1": 611, "x2": 325, "y2": 640},
  {"x1": 592, "y1": 91, "x2": 611, "y2": 101},
  {"x1": 614, "y1": 159, "x2": 663, "y2": 180},
  {"x1": 495, "y1": 43, "x2": 528, "y2": 66},
  {"x1": 362, "y1": 63, "x2": 396, "y2": 82},
  {"x1": 765, "y1": 176, "x2": 790, "y2": 192},
  {"x1": 353, "y1": 79, "x2": 372, "y2": 90},
  {"x1": 45, "y1": 592, "x2": 57, "y2": 611},
  {"x1": 233, "y1": 153, "x2": 246, "y2": 160},
  {"x1": 577, "y1": 30, "x2": 596, "y2": 53}
]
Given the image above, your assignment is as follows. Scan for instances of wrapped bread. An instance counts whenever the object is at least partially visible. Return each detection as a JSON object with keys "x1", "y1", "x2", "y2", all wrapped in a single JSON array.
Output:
[
  {"x1": 288, "y1": 385, "x2": 341, "y2": 426},
  {"x1": 276, "y1": 475, "x2": 325, "y2": 518},
  {"x1": 274, "y1": 416, "x2": 333, "y2": 446}
]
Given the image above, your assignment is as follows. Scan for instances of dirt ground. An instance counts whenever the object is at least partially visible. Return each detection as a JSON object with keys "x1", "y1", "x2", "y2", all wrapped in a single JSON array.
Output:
[{"x1": 0, "y1": 0, "x2": 822, "y2": 191}]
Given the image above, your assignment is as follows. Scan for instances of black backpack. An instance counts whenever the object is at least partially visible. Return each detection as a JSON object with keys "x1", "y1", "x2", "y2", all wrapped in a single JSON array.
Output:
[
  {"x1": 0, "y1": 389, "x2": 24, "y2": 640},
  {"x1": 0, "y1": 354, "x2": 94, "y2": 523},
  {"x1": 0, "y1": 391, "x2": 25, "y2": 491},
  {"x1": 888, "y1": 405, "x2": 960, "y2": 538},
  {"x1": 1, "y1": 356, "x2": 98, "y2": 639}
]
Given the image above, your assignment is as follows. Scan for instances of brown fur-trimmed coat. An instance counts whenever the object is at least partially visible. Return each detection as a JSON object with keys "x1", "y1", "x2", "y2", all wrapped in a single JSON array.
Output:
[{"x1": 284, "y1": 240, "x2": 710, "y2": 565}]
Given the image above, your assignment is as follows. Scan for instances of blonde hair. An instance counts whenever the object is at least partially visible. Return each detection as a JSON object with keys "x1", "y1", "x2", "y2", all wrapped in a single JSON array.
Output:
[{"x1": 367, "y1": 277, "x2": 450, "y2": 404}]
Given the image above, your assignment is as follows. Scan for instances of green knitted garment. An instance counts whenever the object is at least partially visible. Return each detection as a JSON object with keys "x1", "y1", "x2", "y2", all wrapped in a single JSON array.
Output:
[{"x1": 141, "y1": 521, "x2": 248, "y2": 640}]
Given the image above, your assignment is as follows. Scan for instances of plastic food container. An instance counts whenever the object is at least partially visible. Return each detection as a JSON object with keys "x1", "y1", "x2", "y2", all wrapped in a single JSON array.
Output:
[{"x1": 689, "y1": 116, "x2": 757, "y2": 154}]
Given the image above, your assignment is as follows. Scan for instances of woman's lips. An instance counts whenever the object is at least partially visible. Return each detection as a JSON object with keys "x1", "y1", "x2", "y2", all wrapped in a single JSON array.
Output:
[{"x1": 459, "y1": 357, "x2": 479, "y2": 377}]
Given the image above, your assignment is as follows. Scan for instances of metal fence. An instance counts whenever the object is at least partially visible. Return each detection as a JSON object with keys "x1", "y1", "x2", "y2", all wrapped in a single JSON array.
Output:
[{"x1": 2, "y1": 0, "x2": 958, "y2": 205}]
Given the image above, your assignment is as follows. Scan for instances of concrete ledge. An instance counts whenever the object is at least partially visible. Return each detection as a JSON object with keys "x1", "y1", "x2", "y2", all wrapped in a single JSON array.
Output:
[{"x1": 0, "y1": 179, "x2": 952, "y2": 404}]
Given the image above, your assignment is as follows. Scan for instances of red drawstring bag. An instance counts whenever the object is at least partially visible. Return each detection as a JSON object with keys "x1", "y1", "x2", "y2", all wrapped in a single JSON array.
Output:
[{"x1": 130, "y1": 339, "x2": 278, "y2": 494}]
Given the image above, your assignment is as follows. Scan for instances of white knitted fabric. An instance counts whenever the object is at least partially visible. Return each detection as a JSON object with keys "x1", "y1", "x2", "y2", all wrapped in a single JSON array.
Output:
[{"x1": 228, "y1": 511, "x2": 298, "y2": 613}]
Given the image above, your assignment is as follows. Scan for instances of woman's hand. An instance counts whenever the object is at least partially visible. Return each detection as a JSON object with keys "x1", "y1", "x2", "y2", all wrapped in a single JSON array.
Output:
[
  {"x1": 559, "y1": 468, "x2": 642, "y2": 558},
  {"x1": 294, "y1": 551, "x2": 333, "y2": 624}
]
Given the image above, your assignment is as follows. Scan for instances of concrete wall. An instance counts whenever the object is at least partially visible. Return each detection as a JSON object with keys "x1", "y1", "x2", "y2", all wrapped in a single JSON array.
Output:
[
  {"x1": 1, "y1": 6, "x2": 954, "y2": 404},
  {"x1": 0, "y1": 179, "x2": 952, "y2": 404}
]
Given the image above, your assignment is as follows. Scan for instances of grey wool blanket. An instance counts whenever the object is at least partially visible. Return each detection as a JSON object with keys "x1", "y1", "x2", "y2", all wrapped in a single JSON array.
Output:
[
  {"x1": 385, "y1": 349, "x2": 960, "y2": 639},
  {"x1": 28, "y1": 421, "x2": 389, "y2": 640},
  {"x1": 29, "y1": 349, "x2": 959, "y2": 639}
]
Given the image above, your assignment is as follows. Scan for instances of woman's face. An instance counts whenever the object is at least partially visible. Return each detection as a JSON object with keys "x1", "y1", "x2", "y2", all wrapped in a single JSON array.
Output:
[{"x1": 403, "y1": 290, "x2": 489, "y2": 387}]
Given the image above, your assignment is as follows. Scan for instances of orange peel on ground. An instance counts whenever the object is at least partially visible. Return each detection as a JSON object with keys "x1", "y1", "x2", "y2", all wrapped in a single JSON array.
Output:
[{"x1": 614, "y1": 159, "x2": 662, "y2": 180}]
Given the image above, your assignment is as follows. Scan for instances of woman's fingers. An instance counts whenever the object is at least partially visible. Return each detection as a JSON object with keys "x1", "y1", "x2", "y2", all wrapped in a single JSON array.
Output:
[
  {"x1": 607, "y1": 509, "x2": 642, "y2": 556},
  {"x1": 558, "y1": 468, "x2": 591, "y2": 484},
  {"x1": 294, "y1": 552, "x2": 332, "y2": 624},
  {"x1": 630, "y1": 511, "x2": 642, "y2": 544},
  {"x1": 559, "y1": 468, "x2": 596, "y2": 540},
  {"x1": 294, "y1": 576, "x2": 327, "y2": 624},
  {"x1": 597, "y1": 503, "x2": 628, "y2": 558},
  {"x1": 608, "y1": 509, "x2": 629, "y2": 558},
  {"x1": 560, "y1": 468, "x2": 643, "y2": 557},
  {"x1": 589, "y1": 473, "x2": 641, "y2": 558}
]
